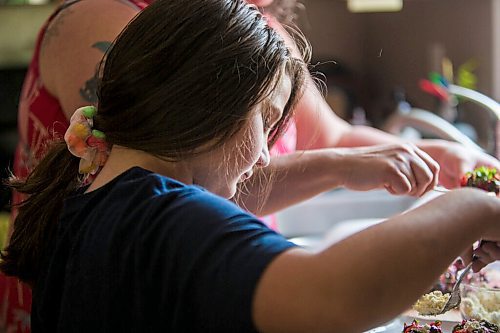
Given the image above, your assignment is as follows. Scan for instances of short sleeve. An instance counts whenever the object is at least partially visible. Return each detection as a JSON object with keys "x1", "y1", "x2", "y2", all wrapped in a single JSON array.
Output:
[{"x1": 153, "y1": 190, "x2": 297, "y2": 332}]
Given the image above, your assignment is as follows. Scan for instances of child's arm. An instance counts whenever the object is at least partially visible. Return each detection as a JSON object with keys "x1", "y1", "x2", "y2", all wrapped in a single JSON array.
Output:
[{"x1": 252, "y1": 188, "x2": 500, "y2": 333}]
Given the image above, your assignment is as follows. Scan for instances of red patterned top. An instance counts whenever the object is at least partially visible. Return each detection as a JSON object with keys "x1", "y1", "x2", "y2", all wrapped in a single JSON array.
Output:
[
  {"x1": 2, "y1": 2, "x2": 153, "y2": 333},
  {"x1": 14, "y1": 0, "x2": 152, "y2": 183}
]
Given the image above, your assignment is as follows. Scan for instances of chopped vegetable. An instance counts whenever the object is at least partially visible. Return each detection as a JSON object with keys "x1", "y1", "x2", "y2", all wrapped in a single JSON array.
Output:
[
  {"x1": 403, "y1": 319, "x2": 443, "y2": 333},
  {"x1": 452, "y1": 319, "x2": 499, "y2": 333},
  {"x1": 460, "y1": 167, "x2": 499, "y2": 194}
]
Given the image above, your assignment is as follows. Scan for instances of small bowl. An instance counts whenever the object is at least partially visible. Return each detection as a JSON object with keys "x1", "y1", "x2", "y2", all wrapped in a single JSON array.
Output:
[{"x1": 459, "y1": 280, "x2": 500, "y2": 326}]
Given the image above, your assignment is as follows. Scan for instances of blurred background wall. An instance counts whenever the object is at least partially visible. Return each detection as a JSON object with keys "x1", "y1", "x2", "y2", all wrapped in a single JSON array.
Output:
[{"x1": 303, "y1": 0, "x2": 498, "y2": 149}]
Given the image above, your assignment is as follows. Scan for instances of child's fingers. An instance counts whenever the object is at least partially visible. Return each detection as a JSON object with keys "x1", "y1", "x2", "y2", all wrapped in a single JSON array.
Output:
[
  {"x1": 472, "y1": 258, "x2": 489, "y2": 272},
  {"x1": 477, "y1": 241, "x2": 500, "y2": 261}
]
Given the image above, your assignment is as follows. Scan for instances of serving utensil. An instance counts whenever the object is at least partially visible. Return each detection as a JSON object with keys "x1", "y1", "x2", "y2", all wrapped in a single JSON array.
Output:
[{"x1": 437, "y1": 257, "x2": 476, "y2": 315}]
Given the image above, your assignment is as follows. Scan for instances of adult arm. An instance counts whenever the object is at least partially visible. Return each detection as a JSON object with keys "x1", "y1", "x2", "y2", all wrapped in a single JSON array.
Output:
[
  {"x1": 235, "y1": 17, "x2": 500, "y2": 215},
  {"x1": 236, "y1": 143, "x2": 439, "y2": 216},
  {"x1": 277, "y1": 17, "x2": 500, "y2": 179},
  {"x1": 253, "y1": 188, "x2": 500, "y2": 332},
  {"x1": 293, "y1": 80, "x2": 500, "y2": 188},
  {"x1": 39, "y1": 0, "x2": 140, "y2": 120}
]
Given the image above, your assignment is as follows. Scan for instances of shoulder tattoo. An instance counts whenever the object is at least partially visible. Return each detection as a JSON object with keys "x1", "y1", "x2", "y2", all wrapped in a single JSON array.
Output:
[
  {"x1": 79, "y1": 42, "x2": 114, "y2": 104},
  {"x1": 41, "y1": 6, "x2": 74, "y2": 51}
]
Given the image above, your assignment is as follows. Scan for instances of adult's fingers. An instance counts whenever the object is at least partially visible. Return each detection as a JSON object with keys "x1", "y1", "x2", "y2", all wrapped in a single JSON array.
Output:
[
  {"x1": 408, "y1": 157, "x2": 435, "y2": 197},
  {"x1": 384, "y1": 168, "x2": 412, "y2": 195},
  {"x1": 412, "y1": 148, "x2": 440, "y2": 195},
  {"x1": 391, "y1": 144, "x2": 437, "y2": 196}
]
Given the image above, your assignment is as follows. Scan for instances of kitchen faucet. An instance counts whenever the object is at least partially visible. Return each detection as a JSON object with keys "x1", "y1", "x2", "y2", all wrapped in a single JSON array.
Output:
[
  {"x1": 448, "y1": 84, "x2": 500, "y2": 158},
  {"x1": 383, "y1": 85, "x2": 499, "y2": 158}
]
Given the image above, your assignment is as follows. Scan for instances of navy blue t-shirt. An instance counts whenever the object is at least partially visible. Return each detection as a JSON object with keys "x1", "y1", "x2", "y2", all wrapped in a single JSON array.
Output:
[{"x1": 32, "y1": 167, "x2": 296, "y2": 332}]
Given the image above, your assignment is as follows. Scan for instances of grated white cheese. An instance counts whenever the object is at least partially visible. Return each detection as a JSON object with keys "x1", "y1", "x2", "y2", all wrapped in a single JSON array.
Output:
[{"x1": 413, "y1": 291, "x2": 451, "y2": 316}]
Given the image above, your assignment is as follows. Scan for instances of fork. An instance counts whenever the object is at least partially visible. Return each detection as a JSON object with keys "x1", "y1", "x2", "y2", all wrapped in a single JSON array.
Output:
[{"x1": 437, "y1": 256, "x2": 477, "y2": 314}]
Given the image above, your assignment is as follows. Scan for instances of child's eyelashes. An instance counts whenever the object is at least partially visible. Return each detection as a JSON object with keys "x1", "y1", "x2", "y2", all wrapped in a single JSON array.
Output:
[
  {"x1": 262, "y1": 108, "x2": 281, "y2": 132},
  {"x1": 263, "y1": 116, "x2": 274, "y2": 132}
]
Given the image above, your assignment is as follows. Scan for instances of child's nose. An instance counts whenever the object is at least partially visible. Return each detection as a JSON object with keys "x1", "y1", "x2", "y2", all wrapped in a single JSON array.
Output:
[{"x1": 256, "y1": 145, "x2": 270, "y2": 168}]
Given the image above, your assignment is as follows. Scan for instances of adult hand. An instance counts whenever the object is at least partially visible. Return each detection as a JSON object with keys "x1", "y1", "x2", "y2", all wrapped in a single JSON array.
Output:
[
  {"x1": 418, "y1": 141, "x2": 500, "y2": 189},
  {"x1": 338, "y1": 143, "x2": 440, "y2": 197}
]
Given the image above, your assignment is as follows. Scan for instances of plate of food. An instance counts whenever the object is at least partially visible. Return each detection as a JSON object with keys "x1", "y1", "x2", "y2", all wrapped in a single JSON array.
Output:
[
  {"x1": 400, "y1": 318, "x2": 499, "y2": 332},
  {"x1": 401, "y1": 309, "x2": 462, "y2": 332}
]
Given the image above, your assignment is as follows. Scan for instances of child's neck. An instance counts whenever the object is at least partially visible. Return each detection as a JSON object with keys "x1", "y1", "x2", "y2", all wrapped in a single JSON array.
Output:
[{"x1": 86, "y1": 145, "x2": 194, "y2": 193}]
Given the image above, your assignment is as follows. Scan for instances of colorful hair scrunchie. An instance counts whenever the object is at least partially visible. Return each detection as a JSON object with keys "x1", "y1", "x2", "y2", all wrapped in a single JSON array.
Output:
[{"x1": 64, "y1": 106, "x2": 109, "y2": 175}]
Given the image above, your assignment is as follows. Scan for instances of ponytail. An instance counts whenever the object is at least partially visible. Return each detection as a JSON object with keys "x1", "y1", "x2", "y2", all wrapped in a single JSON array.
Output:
[{"x1": 1, "y1": 140, "x2": 81, "y2": 284}]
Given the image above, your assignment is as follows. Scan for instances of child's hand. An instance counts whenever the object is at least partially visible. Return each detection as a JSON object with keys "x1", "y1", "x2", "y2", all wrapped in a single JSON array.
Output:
[
  {"x1": 338, "y1": 143, "x2": 440, "y2": 197},
  {"x1": 461, "y1": 240, "x2": 500, "y2": 272},
  {"x1": 473, "y1": 241, "x2": 500, "y2": 271}
]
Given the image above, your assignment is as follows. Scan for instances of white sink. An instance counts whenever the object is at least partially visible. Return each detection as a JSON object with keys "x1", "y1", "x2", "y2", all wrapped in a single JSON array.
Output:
[
  {"x1": 276, "y1": 188, "x2": 418, "y2": 239},
  {"x1": 276, "y1": 188, "x2": 447, "y2": 250}
]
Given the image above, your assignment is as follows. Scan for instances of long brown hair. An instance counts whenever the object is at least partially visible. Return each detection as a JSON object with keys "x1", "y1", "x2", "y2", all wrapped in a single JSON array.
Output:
[{"x1": 1, "y1": 0, "x2": 307, "y2": 284}]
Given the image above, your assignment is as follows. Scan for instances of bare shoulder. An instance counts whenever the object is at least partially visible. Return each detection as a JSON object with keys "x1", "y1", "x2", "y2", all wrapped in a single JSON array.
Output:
[
  {"x1": 39, "y1": 0, "x2": 141, "y2": 119},
  {"x1": 41, "y1": 0, "x2": 140, "y2": 54}
]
